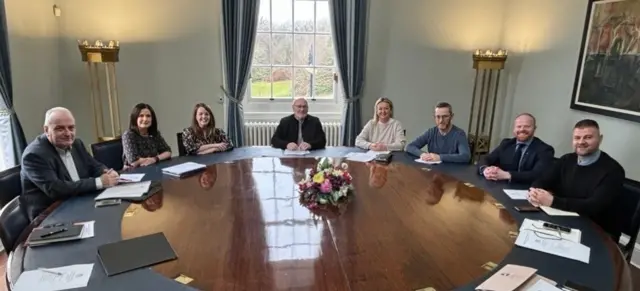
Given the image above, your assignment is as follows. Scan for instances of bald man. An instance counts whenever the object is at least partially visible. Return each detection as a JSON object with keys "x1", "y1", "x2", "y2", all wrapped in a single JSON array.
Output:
[
  {"x1": 477, "y1": 113, "x2": 555, "y2": 184},
  {"x1": 20, "y1": 107, "x2": 119, "y2": 220},
  {"x1": 271, "y1": 98, "x2": 326, "y2": 150}
]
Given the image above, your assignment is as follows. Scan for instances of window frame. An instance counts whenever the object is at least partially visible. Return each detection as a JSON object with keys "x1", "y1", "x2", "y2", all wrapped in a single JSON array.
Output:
[
  {"x1": 244, "y1": 0, "x2": 342, "y2": 122},
  {"x1": 0, "y1": 109, "x2": 14, "y2": 171}
]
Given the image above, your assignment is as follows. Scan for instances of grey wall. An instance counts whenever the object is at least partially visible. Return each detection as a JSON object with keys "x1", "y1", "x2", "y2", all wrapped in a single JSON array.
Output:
[
  {"x1": 6, "y1": 0, "x2": 61, "y2": 140},
  {"x1": 7, "y1": 0, "x2": 640, "y2": 181}
]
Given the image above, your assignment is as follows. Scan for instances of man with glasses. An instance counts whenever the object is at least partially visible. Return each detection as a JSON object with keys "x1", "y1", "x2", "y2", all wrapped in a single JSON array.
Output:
[
  {"x1": 406, "y1": 102, "x2": 471, "y2": 163},
  {"x1": 271, "y1": 97, "x2": 327, "y2": 151}
]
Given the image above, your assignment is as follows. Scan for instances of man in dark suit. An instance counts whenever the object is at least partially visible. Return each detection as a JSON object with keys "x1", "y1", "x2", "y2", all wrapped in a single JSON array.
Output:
[
  {"x1": 271, "y1": 98, "x2": 326, "y2": 151},
  {"x1": 21, "y1": 107, "x2": 120, "y2": 220},
  {"x1": 477, "y1": 113, "x2": 554, "y2": 184}
]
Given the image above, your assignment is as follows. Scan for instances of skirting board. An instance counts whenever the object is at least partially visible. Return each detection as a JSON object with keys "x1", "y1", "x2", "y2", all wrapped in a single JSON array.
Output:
[{"x1": 618, "y1": 234, "x2": 640, "y2": 268}]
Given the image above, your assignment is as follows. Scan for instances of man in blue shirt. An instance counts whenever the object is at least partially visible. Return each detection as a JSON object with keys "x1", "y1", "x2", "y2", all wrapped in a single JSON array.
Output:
[
  {"x1": 406, "y1": 102, "x2": 471, "y2": 163},
  {"x1": 477, "y1": 113, "x2": 554, "y2": 184}
]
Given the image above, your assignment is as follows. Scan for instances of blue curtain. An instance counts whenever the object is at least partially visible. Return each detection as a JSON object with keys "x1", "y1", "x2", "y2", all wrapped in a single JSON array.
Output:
[
  {"x1": 329, "y1": 0, "x2": 368, "y2": 146},
  {"x1": 0, "y1": 0, "x2": 26, "y2": 164},
  {"x1": 222, "y1": 0, "x2": 259, "y2": 147}
]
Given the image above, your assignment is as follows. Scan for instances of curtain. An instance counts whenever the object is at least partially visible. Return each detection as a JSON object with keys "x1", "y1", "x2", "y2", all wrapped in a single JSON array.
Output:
[
  {"x1": 0, "y1": 0, "x2": 26, "y2": 164},
  {"x1": 329, "y1": 0, "x2": 368, "y2": 146},
  {"x1": 221, "y1": 0, "x2": 259, "y2": 147}
]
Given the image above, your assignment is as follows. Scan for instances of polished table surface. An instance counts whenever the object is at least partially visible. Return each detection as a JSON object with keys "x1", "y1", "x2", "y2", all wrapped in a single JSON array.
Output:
[{"x1": 8, "y1": 147, "x2": 632, "y2": 291}]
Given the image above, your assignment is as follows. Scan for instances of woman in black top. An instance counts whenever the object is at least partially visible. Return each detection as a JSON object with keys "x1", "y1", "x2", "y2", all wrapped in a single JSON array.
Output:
[{"x1": 122, "y1": 103, "x2": 172, "y2": 168}]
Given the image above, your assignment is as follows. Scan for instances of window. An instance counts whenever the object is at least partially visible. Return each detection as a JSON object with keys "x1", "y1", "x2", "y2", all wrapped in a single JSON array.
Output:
[
  {"x1": 243, "y1": 0, "x2": 342, "y2": 122},
  {"x1": 0, "y1": 108, "x2": 13, "y2": 171}
]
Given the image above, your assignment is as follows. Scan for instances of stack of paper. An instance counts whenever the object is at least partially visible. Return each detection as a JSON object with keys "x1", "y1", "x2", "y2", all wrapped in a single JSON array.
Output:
[
  {"x1": 14, "y1": 264, "x2": 94, "y2": 291},
  {"x1": 503, "y1": 189, "x2": 529, "y2": 200},
  {"x1": 284, "y1": 149, "x2": 310, "y2": 156},
  {"x1": 519, "y1": 218, "x2": 581, "y2": 243},
  {"x1": 475, "y1": 264, "x2": 536, "y2": 291},
  {"x1": 414, "y1": 158, "x2": 441, "y2": 165},
  {"x1": 345, "y1": 152, "x2": 377, "y2": 162},
  {"x1": 515, "y1": 229, "x2": 590, "y2": 263},
  {"x1": 94, "y1": 181, "x2": 151, "y2": 201},
  {"x1": 161, "y1": 162, "x2": 207, "y2": 177},
  {"x1": 540, "y1": 206, "x2": 579, "y2": 217},
  {"x1": 367, "y1": 150, "x2": 390, "y2": 155}
]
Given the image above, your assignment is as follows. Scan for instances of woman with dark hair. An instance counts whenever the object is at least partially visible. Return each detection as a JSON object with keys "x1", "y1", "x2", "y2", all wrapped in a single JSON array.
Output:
[
  {"x1": 122, "y1": 103, "x2": 172, "y2": 168},
  {"x1": 181, "y1": 103, "x2": 232, "y2": 155}
]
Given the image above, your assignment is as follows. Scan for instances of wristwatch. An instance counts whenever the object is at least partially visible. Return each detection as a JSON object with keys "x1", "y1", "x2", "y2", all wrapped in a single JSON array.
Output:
[{"x1": 154, "y1": 156, "x2": 160, "y2": 163}]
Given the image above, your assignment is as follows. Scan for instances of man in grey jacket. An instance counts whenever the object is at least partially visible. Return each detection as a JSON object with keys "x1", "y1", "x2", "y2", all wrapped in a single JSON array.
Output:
[{"x1": 21, "y1": 107, "x2": 120, "y2": 220}]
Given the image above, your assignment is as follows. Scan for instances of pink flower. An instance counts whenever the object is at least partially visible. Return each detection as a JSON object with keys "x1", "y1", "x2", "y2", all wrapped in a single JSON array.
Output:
[{"x1": 320, "y1": 180, "x2": 332, "y2": 193}]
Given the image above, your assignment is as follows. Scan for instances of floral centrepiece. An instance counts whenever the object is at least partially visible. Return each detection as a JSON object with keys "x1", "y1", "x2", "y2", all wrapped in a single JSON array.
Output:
[{"x1": 298, "y1": 157, "x2": 354, "y2": 209}]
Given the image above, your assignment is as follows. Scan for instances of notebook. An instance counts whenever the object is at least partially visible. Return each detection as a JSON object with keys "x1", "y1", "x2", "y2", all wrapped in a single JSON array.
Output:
[
  {"x1": 97, "y1": 232, "x2": 177, "y2": 276},
  {"x1": 161, "y1": 162, "x2": 206, "y2": 178},
  {"x1": 27, "y1": 224, "x2": 84, "y2": 247}
]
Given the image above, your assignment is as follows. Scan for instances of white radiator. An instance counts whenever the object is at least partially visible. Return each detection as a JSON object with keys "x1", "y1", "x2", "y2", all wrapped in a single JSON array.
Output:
[{"x1": 244, "y1": 121, "x2": 342, "y2": 146}]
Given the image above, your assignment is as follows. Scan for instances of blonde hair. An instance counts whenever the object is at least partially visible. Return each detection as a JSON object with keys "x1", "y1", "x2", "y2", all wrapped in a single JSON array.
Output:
[{"x1": 373, "y1": 97, "x2": 394, "y2": 122}]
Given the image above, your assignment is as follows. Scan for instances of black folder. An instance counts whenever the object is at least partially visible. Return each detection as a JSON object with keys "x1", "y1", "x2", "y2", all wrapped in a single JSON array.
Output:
[
  {"x1": 28, "y1": 224, "x2": 84, "y2": 246},
  {"x1": 97, "y1": 232, "x2": 177, "y2": 276}
]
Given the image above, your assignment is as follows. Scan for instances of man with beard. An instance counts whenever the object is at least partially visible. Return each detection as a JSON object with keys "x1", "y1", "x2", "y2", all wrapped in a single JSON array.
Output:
[
  {"x1": 529, "y1": 119, "x2": 625, "y2": 240},
  {"x1": 406, "y1": 102, "x2": 471, "y2": 163},
  {"x1": 271, "y1": 97, "x2": 326, "y2": 151},
  {"x1": 20, "y1": 107, "x2": 120, "y2": 220},
  {"x1": 477, "y1": 113, "x2": 554, "y2": 184}
]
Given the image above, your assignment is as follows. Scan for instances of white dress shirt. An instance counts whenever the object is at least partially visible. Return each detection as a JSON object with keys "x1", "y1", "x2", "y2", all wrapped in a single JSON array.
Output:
[{"x1": 57, "y1": 148, "x2": 103, "y2": 189}]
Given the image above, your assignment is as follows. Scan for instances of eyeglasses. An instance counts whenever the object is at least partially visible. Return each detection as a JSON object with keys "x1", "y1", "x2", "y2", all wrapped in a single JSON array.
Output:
[{"x1": 435, "y1": 115, "x2": 451, "y2": 120}]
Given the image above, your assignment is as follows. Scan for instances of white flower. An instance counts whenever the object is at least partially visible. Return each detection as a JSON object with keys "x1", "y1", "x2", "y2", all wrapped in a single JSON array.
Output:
[{"x1": 341, "y1": 163, "x2": 348, "y2": 170}]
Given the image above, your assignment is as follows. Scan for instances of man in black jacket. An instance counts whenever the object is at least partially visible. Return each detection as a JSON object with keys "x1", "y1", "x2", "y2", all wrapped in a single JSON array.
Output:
[
  {"x1": 529, "y1": 119, "x2": 625, "y2": 240},
  {"x1": 478, "y1": 113, "x2": 555, "y2": 184},
  {"x1": 271, "y1": 98, "x2": 326, "y2": 150},
  {"x1": 20, "y1": 107, "x2": 120, "y2": 220}
]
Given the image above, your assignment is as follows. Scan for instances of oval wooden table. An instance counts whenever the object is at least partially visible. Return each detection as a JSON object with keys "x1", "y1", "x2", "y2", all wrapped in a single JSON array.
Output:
[{"x1": 121, "y1": 157, "x2": 518, "y2": 290}]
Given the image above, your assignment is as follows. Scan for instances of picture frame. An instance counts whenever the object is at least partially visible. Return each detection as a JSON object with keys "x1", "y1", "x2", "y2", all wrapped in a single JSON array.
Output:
[{"x1": 571, "y1": 0, "x2": 640, "y2": 123}]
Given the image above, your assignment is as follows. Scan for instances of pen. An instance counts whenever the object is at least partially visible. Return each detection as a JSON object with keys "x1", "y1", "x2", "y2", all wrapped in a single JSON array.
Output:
[
  {"x1": 40, "y1": 228, "x2": 67, "y2": 238},
  {"x1": 42, "y1": 223, "x2": 66, "y2": 228},
  {"x1": 38, "y1": 268, "x2": 63, "y2": 276}
]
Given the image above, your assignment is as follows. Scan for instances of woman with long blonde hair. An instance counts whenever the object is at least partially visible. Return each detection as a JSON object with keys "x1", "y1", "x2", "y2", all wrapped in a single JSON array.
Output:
[{"x1": 355, "y1": 97, "x2": 406, "y2": 151}]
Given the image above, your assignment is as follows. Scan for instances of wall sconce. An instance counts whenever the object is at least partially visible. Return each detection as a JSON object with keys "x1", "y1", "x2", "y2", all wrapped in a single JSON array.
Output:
[
  {"x1": 52, "y1": 5, "x2": 61, "y2": 17},
  {"x1": 77, "y1": 40, "x2": 122, "y2": 142},
  {"x1": 467, "y1": 49, "x2": 508, "y2": 163}
]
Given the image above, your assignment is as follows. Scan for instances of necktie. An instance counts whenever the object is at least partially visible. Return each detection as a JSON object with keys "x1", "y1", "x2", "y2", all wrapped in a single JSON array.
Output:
[{"x1": 513, "y1": 144, "x2": 524, "y2": 172}]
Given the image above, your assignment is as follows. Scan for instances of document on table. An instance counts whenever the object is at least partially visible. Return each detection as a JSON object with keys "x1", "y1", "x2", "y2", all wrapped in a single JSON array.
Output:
[
  {"x1": 540, "y1": 206, "x2": 579, "y2": 217},
  {"x1": 475, "y1": 264, "x2": 537, "y2": 291},
  {"x1": 94, "y1": 181, "x2": 151, "y2": 201},
  {"x1": 284, "y1": 149, "x2": 310, "y2": 156},
  {"x1": 14, "y1": 263, "x2": 94, "y2": 291},
  {"x1": 366, "y1": 150, "x2": 390, "y2": 155},
  {"x1": 414, "y1": 158, "x2": 442, "y2": 165},
  {"x1": 515, "y1": 229, "x2": 590, "y2": 263},
  {"x1": 519, "y1": 218, "x2": 581, "y2": 243},
  {"x1": 118, "y1": 173, "x2": 145, "y2": 183},
  {"x1": 522, "y1": 279, "x2": 563, "y2": 291},
  {"x1": 504, "y1": 189, "x2": 529, "y2": 200},
  {"x1": 345, "y1": 152, "x2": 376, "y2": 162},
  {"x1": 76, "y1": 221, "x2": 95, "y2": 239}
]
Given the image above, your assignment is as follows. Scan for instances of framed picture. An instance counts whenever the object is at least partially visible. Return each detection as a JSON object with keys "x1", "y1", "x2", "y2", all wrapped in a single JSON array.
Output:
[{"x1": 571, "y1": 0, "x2": 640, "y2": 123}]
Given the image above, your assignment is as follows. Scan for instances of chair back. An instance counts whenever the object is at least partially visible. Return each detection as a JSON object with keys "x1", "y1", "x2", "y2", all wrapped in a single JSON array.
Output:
[
  {"x1": 91, "y1": 138, "x2": 124, "y2": 171},
  {"x1": 618, "y1": 179, "x2": 640, "y2": 262},
  {"x1": 0, "y1": 165, "x2": 22, "y2": 208},
  {"x1": 177, "y1": 132, "x2": 187, "y2": 156},
  {"x1": 0, "y1": 196, "x2": 29, "y2": 252}
]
